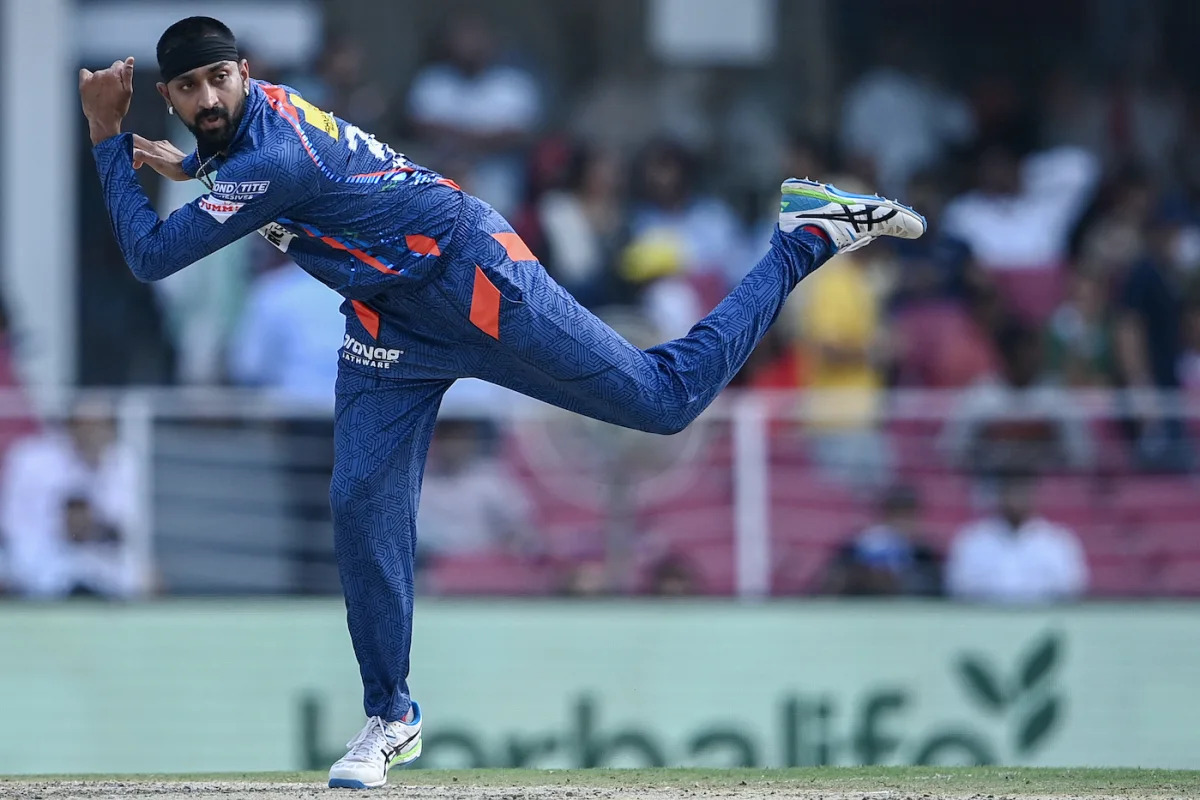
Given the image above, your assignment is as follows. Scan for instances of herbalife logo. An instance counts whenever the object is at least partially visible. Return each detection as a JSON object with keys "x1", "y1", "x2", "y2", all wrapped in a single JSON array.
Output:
[
  {"x1": 302, "y1": 632, "x2": 1066, "y2": 769},
  {"x1": 956, "y1": 632, "x2": 1064, "y2": 757}
]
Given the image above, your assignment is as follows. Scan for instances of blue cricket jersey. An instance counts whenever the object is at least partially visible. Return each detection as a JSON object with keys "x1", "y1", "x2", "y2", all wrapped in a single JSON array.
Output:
[{"x1": 91, "y1": 80, "x2": 465, "y2": 302}]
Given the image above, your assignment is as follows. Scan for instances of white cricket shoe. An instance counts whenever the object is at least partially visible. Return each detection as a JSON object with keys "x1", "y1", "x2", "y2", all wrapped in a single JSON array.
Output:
[
  {"x1": 779, "y1": 178, "x2": 926, "y2": 253},
  {"x1": 327, "y1": 703, "x2": 423, "y2": 789}
]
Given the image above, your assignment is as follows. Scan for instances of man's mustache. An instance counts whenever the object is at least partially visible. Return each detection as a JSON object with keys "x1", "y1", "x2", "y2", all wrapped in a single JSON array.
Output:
[{"x1": 196, "y1": 108, "x2": 230, "y2": 124}]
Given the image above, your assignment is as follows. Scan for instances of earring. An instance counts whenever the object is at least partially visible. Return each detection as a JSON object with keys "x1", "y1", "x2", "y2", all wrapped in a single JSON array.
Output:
[{"x1": 168, "y1": 106, "x2": 175, "y2": 115}]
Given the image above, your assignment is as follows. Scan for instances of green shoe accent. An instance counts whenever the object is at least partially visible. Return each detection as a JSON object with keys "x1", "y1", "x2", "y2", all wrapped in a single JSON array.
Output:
[
  {"x1": 393, "y1": 735, "x2": 422, "y2": 765},
  {"x1": 781, "y1": 185, "x2": 854, "y2": 206}
]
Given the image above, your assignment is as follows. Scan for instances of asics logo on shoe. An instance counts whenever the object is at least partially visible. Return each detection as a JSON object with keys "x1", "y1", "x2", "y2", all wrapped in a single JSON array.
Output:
[{"x1": 799, "y1": 205, "x2": 899, "y2": 233}]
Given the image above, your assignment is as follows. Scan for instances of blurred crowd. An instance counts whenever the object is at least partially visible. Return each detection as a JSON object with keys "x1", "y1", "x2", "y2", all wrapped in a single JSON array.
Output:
[
  {"x1": 5, "y1": 8, "x2": 1200, "y2": 601},
  {"x1": 145, "y1": 17, "x2": 1200, "y2": 471}
]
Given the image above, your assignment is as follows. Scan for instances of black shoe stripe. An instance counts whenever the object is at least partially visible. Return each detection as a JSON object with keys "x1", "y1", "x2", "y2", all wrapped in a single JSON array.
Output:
[
  {"x1": 799, "y1": 206, "x2": 898, "y2": 232},
  {"x1": 381, "y1": 730, "x2": 421, "y2": 763}
]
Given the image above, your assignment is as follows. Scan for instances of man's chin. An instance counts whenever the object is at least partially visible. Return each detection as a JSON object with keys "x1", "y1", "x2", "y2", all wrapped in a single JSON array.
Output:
[{"x1": 194, "y1": 127, "x2": 233, "y2": 151}]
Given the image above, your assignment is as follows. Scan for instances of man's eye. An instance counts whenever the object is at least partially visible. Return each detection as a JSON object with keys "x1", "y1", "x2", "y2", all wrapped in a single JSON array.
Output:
[
  {"x1": 214, "y1": 73, "x2": 227, "y2": 83},
  {"x1": 180, "y1": 83, "x2": 192, "y2": 91}
]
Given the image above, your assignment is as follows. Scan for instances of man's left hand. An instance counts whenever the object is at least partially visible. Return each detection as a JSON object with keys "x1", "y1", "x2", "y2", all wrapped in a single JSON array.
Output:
[{"x1": 80, "y1": 57, "x2": 135, "y2": 144}]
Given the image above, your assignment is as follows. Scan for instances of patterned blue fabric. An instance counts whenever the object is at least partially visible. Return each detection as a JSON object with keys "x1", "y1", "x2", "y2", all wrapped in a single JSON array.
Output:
[
  {"x1": 92, "y1": 80, "x2": 460, "y2": 297},
  {"x1": 331, "y1": 204, "x2": 828, "y2": 720},
  {"x1": 92, "y1": 81, "x2": 830, "y2": 722}
]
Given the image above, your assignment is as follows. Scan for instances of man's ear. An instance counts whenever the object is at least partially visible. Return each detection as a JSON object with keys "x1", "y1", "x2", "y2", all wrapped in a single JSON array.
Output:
[
  {"x1": 239, "y1": 59, "x2": 250, "y2": 83},
  {"x1": 155, "y1": 82, "x2": 170, "y2": 106}
]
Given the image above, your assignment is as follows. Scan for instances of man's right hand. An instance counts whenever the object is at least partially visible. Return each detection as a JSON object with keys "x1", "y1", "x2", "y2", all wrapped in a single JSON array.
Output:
[{"x1": 132, "y1": 135, "x2": 190, "y2": 182}]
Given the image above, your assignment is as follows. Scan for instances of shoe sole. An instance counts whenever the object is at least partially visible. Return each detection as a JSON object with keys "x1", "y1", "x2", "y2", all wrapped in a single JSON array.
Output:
[
  {"x1": 328, "y1": 778, "x2": 380, "y2": 790},
  {"x1": 327, "y1": 738, "x2": 423, "y2": 789},
  {"x1": 782, "y1": 178, "x2": 928, "y2": 233}
]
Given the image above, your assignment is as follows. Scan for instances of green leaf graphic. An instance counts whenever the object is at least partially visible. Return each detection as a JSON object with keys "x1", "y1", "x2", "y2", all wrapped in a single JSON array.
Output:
[
  {"x1": 956, "y1": 656, "x2": 1006, "y2": 712},
  {"x1": 1016, "y1": 696, "x2": 1061, "y2": 754},
  {"x1": 1019, "y1": 634, "x2": 1062, "y2": 693}
]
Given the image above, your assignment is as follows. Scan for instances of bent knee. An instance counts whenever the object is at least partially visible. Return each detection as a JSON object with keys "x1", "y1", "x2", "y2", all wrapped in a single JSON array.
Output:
[{"x1": 635, "y1": 411, "x2": 693, "y2": 436}]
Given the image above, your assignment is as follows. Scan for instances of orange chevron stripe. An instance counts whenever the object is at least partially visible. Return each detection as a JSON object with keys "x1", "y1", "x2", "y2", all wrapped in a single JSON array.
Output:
[
  {"x1": 470, "y1": 266, "x2": 501, "y2": 340},
  {"x1": 351, "y1": 300, "x2": 380, "y2": 339},
  {"x1": 492, "y1": 232, "x2": 536, "y2": 262},
  {"x1": 405, "y1": 234, "x2": 441, "y2": 256}
]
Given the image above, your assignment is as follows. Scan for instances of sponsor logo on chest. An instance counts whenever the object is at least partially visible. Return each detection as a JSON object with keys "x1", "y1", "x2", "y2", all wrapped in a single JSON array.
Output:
[
  {"x1": 198, "y1": 195, "x2": 244, "y2": 223},
  {"x1": 211, "y1": 180, "x2": 272, "y2": 201}
]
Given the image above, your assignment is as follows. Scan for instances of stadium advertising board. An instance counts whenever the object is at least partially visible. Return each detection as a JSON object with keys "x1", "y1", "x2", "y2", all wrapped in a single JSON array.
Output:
[{"x1": 0, "y1": 602, "x2": 1196, "y2": 772}]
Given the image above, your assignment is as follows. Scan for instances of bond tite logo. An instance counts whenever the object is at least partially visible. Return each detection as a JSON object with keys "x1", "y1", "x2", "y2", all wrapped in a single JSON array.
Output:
[
  {"x1": 212, "y1": 180, "x2": 272, "y2": 200},
  {"x1": 198, "y1": 195, "x2": 244, "y2": 224},
  {"x1": 341, "y1": 335, "x2": 403, "y2": 369}
]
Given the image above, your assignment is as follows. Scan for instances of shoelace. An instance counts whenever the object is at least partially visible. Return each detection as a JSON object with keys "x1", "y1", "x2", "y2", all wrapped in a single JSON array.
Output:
[{"x1": 343, "y1": 716, "x2": 391, "y2": 763}]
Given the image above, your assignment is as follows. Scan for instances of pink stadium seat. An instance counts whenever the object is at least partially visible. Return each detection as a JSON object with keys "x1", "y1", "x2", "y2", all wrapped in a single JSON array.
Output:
[
  {"x1": 1087, "y1": 555, "x2": 1151, "y2": 596},
  {"x1": 891, "y1": 302, "x2": 998, "y2": 389},
  {"x1": 492, "y1": 411, "x2": 1200, "y2": 598},
  {"x1": 1156, "y1": 557, "x2": 1200, "y2": 596}
]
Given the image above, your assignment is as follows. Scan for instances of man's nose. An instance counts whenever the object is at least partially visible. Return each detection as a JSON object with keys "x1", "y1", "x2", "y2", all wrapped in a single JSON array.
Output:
[{"x1": 197, "y1": 84, "x2": 220, "y2": 110}]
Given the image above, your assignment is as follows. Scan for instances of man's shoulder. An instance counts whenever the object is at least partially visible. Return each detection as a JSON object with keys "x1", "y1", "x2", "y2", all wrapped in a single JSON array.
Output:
[
  {"x1": 216, "y1": 131, "x2": 315, "y2": 196},
  {"x1": 4, "y1": 430, "x2": 70, "y2": 472}
]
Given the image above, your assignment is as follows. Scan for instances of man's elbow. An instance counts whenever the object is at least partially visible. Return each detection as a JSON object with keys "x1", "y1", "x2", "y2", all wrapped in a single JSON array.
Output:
[
  {"x1": 127, "y1": 263, "x2": 161, "y2": 283},
  {"x1": 126, "y1": 251, "x2": 192, "y2": 283}
]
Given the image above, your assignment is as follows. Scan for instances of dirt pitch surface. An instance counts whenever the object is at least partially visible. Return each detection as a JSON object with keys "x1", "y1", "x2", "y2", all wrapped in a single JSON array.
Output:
[{"x1": 4, "y1": 768, "x2": 1199, "y2": 800}]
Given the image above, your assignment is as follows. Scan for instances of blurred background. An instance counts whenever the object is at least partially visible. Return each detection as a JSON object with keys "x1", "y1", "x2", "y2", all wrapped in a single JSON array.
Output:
[{"x1": 1, "y1": 0, "x2": 1200, "y2": 774}]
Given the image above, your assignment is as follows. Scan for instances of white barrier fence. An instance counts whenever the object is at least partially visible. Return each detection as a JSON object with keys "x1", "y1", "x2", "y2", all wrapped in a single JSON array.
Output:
[{"x1": 0, "y1": 385, "x2": 1197, "y2": 598}]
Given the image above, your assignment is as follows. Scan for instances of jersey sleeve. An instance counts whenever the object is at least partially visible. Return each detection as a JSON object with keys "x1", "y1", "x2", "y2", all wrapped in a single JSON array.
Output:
[{"x1": 91, "y1": 133, "x2": 317, "y2": 282}]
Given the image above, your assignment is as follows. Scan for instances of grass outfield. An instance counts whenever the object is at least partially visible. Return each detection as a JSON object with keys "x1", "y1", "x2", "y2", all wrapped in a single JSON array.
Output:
[{"x1": 3, "y1": 768, "x2": 1200, "y2": 798}]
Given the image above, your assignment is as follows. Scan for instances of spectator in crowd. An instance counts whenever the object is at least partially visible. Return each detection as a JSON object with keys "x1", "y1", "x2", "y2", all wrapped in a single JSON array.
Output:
[
  {"x1": 821, "y1": 485, "x2": 942, "y2": 597},
  {"x1": 890, "y1": 171, "x2": 1001, "y2": 389},
  {"x1": 228, "y1": 243, "x2": 347, "y2": 594},
  {"x1": 629, "y1": 139, "x2": 747, "y2": 292},
  {"x1": 288, "y1": 35, "x2": 390, "y2": 138},
  {"x1": 407, "y1": 13, "x2": 542, "y2": 216},
  {"x1": 416, "y1": 420, "x2": 539, "y2": 561},
  {"x1": 1114, "y1": 211, "x2": 1195, "y2": 472},
  {"x1": 1038, "y1": 63, "x2": 1109, "y2": 159},
  {"x1": 946, "y1": 470, "x2": 1089, "y2": 603},
  {"x1": 1041, "y1": 63, "x2": 1183, "y2": 181},
  {"x1": 1074, "y1": 165, "x2": 1156, "y2": 279},
  {"x1": 1045, "y1": 266, "x2": 1117, "y2": 388},
  {"x1": 795, "y1": 219, "x2": 893, "y2": 491},
  {"x1": 941, "y1": 143, "x2": 1100, "y2": 323},
  {"x1": 840, "y1": 30, "x2": 975, "y2": 198},
  {"x1": 942, "y1": 321, "x2": 1094, "y2": 476},
  {"x1": 0, "y1": 400, "x2": 147, "y2": 599},
  {"x1": 57, "y1": 496, "x2": 142, "y2": 598},
  {"x1": 617, "y1": 230, "x2": 705, "y2": 340},
  {"x1": 1037, "y1": 63, "x2": 1184, "y2": 179},
  {"x1": 227, "y1": 241, "x2": 345, "y2": 406},
  {"x1": 532, "y1": 145, "x2": 629, "y2": 310}
]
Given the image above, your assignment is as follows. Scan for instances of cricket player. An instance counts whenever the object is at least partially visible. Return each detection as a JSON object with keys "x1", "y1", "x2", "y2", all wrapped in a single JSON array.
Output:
[{"x1": 79, "y1": 16, "x2": 925, "y2": 788}]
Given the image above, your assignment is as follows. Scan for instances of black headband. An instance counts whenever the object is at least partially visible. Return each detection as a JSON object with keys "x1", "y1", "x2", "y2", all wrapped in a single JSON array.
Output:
[{"x1": 159, "y1": 36, "x2": 240, "y2": 83}]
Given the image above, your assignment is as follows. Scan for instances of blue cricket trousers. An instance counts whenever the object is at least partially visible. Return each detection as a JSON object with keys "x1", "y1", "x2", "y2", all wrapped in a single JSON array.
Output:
[{"x1": 330, "y1": 195, "x2": 830, "y2": 720}]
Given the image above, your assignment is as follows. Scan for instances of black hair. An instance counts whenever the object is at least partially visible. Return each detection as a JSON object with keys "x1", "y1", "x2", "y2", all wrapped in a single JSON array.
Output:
[{"x1": 157, "y1": 16, "x2": 236, "y2": 67}]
